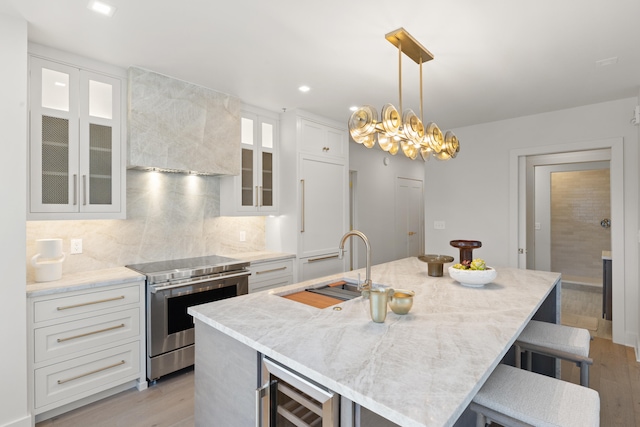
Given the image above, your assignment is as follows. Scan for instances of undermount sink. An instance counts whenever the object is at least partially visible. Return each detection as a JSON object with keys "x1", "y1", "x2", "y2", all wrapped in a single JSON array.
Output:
[
  {"x1": 279, "y1": 278, "x2": 392, "y2": 309},
  {"x1": 279, "y1": 278, "x2": 364, "y2": 308},
  {"x1": 306, "y1": 280, "x2": 361, "y2": 300}
]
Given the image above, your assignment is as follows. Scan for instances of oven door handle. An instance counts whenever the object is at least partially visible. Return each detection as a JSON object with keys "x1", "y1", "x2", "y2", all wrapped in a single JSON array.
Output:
[{"x1": 150, "y1": 271, "x2": 250, "y2": 294}]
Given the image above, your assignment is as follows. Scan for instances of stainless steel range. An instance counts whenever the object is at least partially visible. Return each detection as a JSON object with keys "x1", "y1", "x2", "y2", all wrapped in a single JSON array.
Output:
[{"x1": 126, "y1": 255, "x2": 250, "y2": 382}]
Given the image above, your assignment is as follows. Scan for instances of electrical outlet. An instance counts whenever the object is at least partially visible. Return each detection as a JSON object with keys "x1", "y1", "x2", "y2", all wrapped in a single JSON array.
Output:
[
  {"x1": 239, "y1": 231, "x2": 246, "y2": 242},
  {"x1": 434, "y1": 221, "x2": 445, "y2": 230},
  {"x1": 70, "y1": 239, "x2": 82, "y2": 254}
]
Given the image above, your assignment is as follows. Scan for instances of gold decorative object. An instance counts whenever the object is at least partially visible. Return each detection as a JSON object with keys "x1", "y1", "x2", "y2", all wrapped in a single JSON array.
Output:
[{"x1": 348, "y1": 28, "x2": 460, "y2": 161}]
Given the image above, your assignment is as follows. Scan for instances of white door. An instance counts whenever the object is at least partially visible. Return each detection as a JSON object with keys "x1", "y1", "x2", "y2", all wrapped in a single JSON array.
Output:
[{"x1": 395, "y1": 178, "x2": 424, "y2": 259}]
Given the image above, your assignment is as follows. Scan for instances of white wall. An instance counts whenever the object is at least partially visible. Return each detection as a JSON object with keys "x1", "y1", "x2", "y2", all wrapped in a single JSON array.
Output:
[
  {"x1": 349, "y1": 143, "x2": 425, "y2": 266},
  {"x1": 424, "y1": 97, "x2": 639, "y2": 346},
  {"x1": 0, "y1": 11, "x2": 30, "y2": 427}
]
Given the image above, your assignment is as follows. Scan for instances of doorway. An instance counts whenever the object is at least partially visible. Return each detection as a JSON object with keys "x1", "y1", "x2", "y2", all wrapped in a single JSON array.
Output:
[
  {"x1": 525, "y1": 152, "x2": 611, "y2": 335},
  {"x1": 395, "y1": 177, "x2": 424, "y2": 259},
  {"x1": 510, "y1": 138, "x2": 624, "y2": 344}
]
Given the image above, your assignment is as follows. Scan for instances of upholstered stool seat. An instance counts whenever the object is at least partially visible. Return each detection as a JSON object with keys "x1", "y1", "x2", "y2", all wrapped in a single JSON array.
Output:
[
  {"x1": 471, "y1": 364, "x2": 600, "y2": 427},
  {"x1": 515, "y1": 320, "x2": 592, "y2": 386}
]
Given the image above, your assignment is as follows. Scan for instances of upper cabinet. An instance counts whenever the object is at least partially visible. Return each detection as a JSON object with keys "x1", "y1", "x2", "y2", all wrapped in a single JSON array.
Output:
[
  {"x1": 28, "y1": 55, "x2": 126, "y2": 220},
  {"x1": 220, "y1": 106, "x2": 279, "y2": 215}
]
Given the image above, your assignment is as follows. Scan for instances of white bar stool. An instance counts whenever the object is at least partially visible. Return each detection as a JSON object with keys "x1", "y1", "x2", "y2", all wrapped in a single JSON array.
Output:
[
  {"x1": 515, "y1": 320, "x2": 592, "y2": 386},
  {"x1": 471, "y1": 364, "x2": 600, "y2": 427}
]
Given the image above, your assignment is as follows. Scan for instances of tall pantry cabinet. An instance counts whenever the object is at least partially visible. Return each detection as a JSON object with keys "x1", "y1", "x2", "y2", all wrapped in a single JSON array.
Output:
[{"x1": 267, "y1": 110, "x2": 349, "y2": 281}]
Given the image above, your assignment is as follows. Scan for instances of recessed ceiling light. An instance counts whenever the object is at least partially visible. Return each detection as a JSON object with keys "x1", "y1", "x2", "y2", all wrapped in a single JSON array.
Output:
[
  {"x1": 298, "y1": 85, "x2": 310, "y2": 93},
  {"x1": 349, "y1": 106, "x2": 358, "y2": 111},
  {"x1": 87, "y1": 0, "x2": 116, "y2": 17}
]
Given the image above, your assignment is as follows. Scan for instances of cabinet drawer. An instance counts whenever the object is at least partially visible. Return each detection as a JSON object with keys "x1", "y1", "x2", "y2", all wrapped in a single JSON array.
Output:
[
  {"x1": 249, "y1": 275, "x2": 293, "y2": 293},
  {"x1": 299, "y1": 254, "x2": 345, "y2": 282},
  {"x1": 300, "y1": 119, "x2": 345, "y2": 157},
  {"x1": 249, "y1": 259, "x2": 294, "y2": 283},
  {"x1": 34, "y1": 341, "x2": 140, "y2": 409},
  {"x1": 33, "y1": 284, "x2": 140, "y2": 323},
  {"x1": 34, "y1": 307, "x2": 140, "y2": 363}
]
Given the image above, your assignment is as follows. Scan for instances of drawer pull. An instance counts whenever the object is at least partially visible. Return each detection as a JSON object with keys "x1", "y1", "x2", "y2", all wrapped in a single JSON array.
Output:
[
  {"x1": 57, "y1": 295, "x2": 125, "y2": 311},
  {"x1": 307, "y1": 254, "x2": 339, "y2": 263},
  {"x1": 255, "y1": 266, "x2": 287, "y2": 275},
  {"x1": 57, "y1": 360, "x2": 125, "y2": 385},
  {"x1": 57, "y1": 323, "x2": 126, "y2": 343}
]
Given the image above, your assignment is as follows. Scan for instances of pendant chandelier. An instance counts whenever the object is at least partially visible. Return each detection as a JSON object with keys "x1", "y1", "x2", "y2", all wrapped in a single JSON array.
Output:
[{"x1": 348, "y1": 28, "x2": 460, "y2": 161}]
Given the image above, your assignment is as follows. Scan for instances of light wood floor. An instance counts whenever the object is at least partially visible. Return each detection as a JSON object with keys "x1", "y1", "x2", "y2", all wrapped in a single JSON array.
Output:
[{"x1": 37, "y1": 286, "x2": 639, "y2": 427}]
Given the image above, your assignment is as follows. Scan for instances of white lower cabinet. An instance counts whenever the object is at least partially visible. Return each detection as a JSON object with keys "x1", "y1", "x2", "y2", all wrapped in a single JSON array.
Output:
[
  {"x1": 34, "y1": 341, "x2": 140, "y2": 409},
  {"x1": 248, "y1": 258, "x2": 294, "y2": 293},
  {"x1": 28, "y1": 280, "x2": 146, "y2": 422},
  {"x1": 299, "y1": 253, "x2": 344, "y2": 282}
]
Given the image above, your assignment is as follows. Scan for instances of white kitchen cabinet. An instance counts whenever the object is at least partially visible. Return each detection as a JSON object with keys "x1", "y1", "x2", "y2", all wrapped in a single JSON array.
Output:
[
  {"x1": 221, "y1": 105, "x2": 279, "y2": 215},
  {"x1": 28, "y1": 54, "x2": 125, "y2": 220},
  {"x1": 28, "y1": 280, "x2": 146, "y2": 422},
  {"x1": 266, "y1": 110, "x2": 349, "y2": 281},
  {"x1": 248, "y1": 258, "x2": 294, "y2": 293}
]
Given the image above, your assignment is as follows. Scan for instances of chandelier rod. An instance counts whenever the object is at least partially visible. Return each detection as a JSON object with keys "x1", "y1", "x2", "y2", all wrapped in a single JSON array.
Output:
[
  {"x1": 398, "y1": 39, "x2": 403, "y2": 117},
  {"x1": 419, "y1": 57, "x2": 424, "y2": 124}
]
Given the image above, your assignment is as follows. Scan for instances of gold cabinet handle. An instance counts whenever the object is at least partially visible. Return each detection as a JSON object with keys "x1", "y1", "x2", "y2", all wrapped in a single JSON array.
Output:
[
  {"x1": 57, "y1": 323, "x2": 125, "y2": 343},
  {"x1": 57, "y1": 360, "x2": 125, "y2": 385},
  {"x1": 57, "y1": 295, "x2": 125, "y2": 311},
  {"x1": 73, "y1": 174, "x2": 78, "y2": 206},
  {"x1": 82, "y1": 174, "x2": 87, "y2": 206},
  {"x1": 408, "y1": 231, "x2": 416, "y2": 236},
  {"x1": 308, "y1": 254, "x2": 339, "y2": 263},
  {"x1": 255, "y1": 266, "x2": 287, "y2": 275}
]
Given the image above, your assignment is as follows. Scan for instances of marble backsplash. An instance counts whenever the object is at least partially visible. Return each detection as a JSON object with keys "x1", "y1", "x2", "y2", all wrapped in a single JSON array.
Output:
[{"x1": 26, "y1": 170, "x2": 265, "y2": 281}]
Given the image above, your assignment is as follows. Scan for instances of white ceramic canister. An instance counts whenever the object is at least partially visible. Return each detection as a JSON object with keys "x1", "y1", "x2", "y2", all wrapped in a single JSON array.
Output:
[{"x1": 31, "y1": 238, "x2": 66, "y2": 282}]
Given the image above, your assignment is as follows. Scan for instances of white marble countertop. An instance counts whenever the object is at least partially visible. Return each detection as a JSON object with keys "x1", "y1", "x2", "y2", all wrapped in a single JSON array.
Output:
[
  {"x1": 26, "y1": 267, "x2": 145, "y2": 297},
  {"x1": 189, "y1": 257, "x2": 561, "y2": 427}
]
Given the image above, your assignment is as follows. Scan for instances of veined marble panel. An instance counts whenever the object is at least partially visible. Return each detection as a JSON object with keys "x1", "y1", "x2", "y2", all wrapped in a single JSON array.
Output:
[{"x1": 128, "y1": 67, "x2": 241, "y2": 175}]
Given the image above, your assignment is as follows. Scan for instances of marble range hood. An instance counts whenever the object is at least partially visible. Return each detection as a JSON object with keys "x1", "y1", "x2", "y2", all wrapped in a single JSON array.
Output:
[{"x1": 128, "y1": 67, "x2": 241, "y2": 176}]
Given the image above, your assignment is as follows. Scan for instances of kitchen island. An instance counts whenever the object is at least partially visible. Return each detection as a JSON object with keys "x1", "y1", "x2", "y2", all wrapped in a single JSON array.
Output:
[{"x1": 188, "y1": 257, "x2": 560, "y2": 427}]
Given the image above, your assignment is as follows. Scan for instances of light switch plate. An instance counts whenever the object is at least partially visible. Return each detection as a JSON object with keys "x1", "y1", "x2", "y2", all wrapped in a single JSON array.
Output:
[
  {"x1": 239, "y1": 231, "x2": 246, "y2": 242},
  {"x1": 434, "y1": 221, "x2": 445, "y2": 230}
]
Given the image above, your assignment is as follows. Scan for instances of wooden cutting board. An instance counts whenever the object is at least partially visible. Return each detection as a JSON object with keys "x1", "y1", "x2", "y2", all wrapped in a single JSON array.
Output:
[{"x1": 282, "y1": 291, "x2": 343, "y2": 309}]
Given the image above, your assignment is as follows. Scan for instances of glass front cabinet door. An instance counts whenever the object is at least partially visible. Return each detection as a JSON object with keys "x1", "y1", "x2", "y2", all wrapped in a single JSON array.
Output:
[
  {"x1": 221, "y1": 107, "x2": 278, "y2": 215},
  {"x1": 28, "y1": 56, "x2": 124, "y2": 219}
]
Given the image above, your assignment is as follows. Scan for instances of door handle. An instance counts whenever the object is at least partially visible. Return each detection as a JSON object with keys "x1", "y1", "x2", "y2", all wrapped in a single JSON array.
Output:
[{"x1": 300, "y1": 179, "x2": 305, "y2": 232}]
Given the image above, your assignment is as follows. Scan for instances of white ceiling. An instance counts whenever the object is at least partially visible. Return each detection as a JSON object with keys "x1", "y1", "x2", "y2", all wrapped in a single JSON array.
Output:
[{"x1": 4, "y1": 0, "x2": 640, "y2": 129}]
